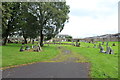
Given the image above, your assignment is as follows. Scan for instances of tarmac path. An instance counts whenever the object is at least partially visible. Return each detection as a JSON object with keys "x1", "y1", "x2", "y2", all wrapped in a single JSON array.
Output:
[{"x1": 2, "y1": 46, "x2": 90, "y2": 78}]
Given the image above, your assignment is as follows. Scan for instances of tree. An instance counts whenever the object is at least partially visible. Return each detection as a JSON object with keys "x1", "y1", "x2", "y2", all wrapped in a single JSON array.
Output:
[
  {"x1": 30, "y1": 2, "x2": 70, "y2": 46},
  {"x1": 2, "y1": 2, "x2": 20, "y2": 45},
  {"x1": 2, "y1": 2, "x2": 70, "y2": 46},
  {"x1": 15, "y1": 3, "x2": 39, "y2": 44}
]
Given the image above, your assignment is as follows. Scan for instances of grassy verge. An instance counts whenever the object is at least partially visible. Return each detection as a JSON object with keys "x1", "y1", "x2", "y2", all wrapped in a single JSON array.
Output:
[
  {"x1": 2, "y1": 43, "x2": 59, "y2": 67},
  {"x1": 65, "y1": 41, "x2": 118, "y2": 78}
]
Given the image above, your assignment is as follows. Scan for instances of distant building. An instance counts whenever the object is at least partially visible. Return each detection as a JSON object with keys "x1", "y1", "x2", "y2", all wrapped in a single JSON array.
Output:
[
  {"x1": 82, "y1": 33, "x2": 120, "y2": 42},
  {"x1": 48, "y1": 34, "x2": 72, "y2": 42}
]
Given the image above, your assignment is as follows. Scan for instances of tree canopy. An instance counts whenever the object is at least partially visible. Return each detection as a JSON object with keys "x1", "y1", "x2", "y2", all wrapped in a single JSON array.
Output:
[{"x1": 2, "y1": 2, "x2": 70, "y2": 46}]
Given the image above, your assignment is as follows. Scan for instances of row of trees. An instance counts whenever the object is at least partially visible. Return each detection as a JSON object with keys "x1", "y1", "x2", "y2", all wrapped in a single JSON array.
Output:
[{"x1": 2, "y1": 2, "x2": 70, "y2": 46}]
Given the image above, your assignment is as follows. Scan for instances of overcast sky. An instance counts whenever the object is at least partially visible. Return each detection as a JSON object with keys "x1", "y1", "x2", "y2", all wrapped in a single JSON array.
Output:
[{"x1": 59, "y1": 0, "x2": 119, "y2": 38}]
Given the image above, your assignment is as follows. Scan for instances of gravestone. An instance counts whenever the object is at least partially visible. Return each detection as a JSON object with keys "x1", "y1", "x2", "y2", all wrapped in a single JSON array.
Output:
[
  {"x1": 76, "y1": 42, "x2": 80, "y2": 47},
  {"x1": 19, "y1": 45, "x2": 24, "y2": 52},
  {"x1": 109, "y1": 47, "x2": 114, "y2": 54},
  {"x1": 93, "y1": 44, "x2": 96, "y2": 48},
  {"x1": 106, "y1": 47, "x2": 114, "y2": 54},
  {"x1": 102, "y1": 42, "x2": 104, "y2": 45},
  {"x1": 112, "y1": 43, "x2": 116, "y2": 46},
  {"x1": 106, "y1": 42, "x2": 109, "y2": 46},
  {"x1": 25, "y1": 45, "x2": 30, "y2": 50},
  {"x1": 71, "y1": 43, "x2": 74, "y2": 46},
  {"x1": 32, "y1": 45, "x2": 34, "y2": 48},
  {"x1": 98, "y1": 43, "x2": 101, "y2": 48},
  {"x1": 33, "y1": 46, "x2": 40, "y2": 52},
  {"x1": 99, "y1": 46, "x2": 106, "y2": 53}
]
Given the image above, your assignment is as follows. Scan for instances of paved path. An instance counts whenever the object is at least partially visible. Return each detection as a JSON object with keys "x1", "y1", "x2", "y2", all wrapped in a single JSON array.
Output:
[
  {"x1": 2, "y1": 46, "x2": 90, "y2": 78},
  {"x1": 3, "y1": 62, "x2": 90, "y2": 78}
]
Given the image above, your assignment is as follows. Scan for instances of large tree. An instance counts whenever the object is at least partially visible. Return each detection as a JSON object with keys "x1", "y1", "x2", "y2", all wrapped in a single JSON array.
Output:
[
  {"x1": 2, "y1": 2, "x2": 70, "y2": 46},
  {"x1": 2, "y1": 2, "x2": 20, "y2": 45},
  {"x1": 29, "y1": 2, "x2": 70, "y2": 46}
]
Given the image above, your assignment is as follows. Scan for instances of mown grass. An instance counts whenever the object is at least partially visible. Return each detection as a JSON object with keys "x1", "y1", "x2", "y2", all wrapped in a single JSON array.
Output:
[
  {"x1": 2, "y1": 43, "x2": 59, "y2": 67},
  {"x1": 65, "y1": 41, "x2": 119, "y2": 78},
  {"x1": 1, "y1": 41, "x2": 119, "y2": 78}
]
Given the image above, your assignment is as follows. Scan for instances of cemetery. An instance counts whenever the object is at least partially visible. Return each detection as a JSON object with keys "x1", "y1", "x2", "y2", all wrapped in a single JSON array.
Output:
[
  {"x1": 1, "y1": 1, "x2": 119, "y2": 79},
  {"x1": 1, "y1": 40, "x2": 119, "y2": 78}
]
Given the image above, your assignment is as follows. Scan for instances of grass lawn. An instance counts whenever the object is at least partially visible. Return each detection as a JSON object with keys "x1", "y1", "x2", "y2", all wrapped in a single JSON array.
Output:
[
  {"x1": 2, "y1": 43, "x2": 59, "y2": 67},
  {"x1": 1, "y1": 41, "x2": 119, "y2": 78},
  {"x1": 65, "y1": 41, "x2": 119, "y2": 78}
]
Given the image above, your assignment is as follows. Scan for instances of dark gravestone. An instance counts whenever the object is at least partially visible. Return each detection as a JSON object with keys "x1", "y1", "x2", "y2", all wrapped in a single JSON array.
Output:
[
  {"x1": 25, "y1": 45, "x2": 30, "y2": 50},
  {"x1": 99, "y1": 46, "x2": 106, "y2": 53},
  {"x1": 109, "y1": 47, "x2": 114, "y2": 54},
  {"x1": 20, "y1": 45, "x2": 24, "y2": 52},
  {"x1": 112, "y1": 43, "x2": 116, "y2": 46},
  {"x1": 106, "y1": 47, "x2": 114, "y2": 54}
]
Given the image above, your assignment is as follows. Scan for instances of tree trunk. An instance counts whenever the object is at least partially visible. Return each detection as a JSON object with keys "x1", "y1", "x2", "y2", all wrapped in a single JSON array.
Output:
[
  {"x1": 40, "y1": 30, "x2": 44, "y2": 47},
  {"x1": 2, "y1": 30, "x2": 9, "y2": 45},
  {"x1": 23, "y1": 36, "x2": 27, "y2": 44},
  {"x1": 24, "y1": 37, "x2": 27, "y2": 44},
  {"x1": 2, "y1": 37, "x2": 8, "y2": 45}
]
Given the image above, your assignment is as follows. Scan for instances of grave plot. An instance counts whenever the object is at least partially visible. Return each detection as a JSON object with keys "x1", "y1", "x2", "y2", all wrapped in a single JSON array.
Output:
[{"x1": 19, "y1": 44, "x2": 42, "y2": 52}]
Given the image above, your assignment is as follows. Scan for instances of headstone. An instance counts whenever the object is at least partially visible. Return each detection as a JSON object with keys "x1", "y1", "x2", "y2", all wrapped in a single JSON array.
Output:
[
  {"x1": 93, "y1": 44, "x2": 96, "y2": 48},
  {"x1": 20, "y1": 45, "x2": 24, "y2": 52},
  {"x1": 98, "y1": 43, "x2": 101, "y2": 48},
  {"x1": 32, "y1": 45, "x2": 34, "y2": 48},
  {"x1": 112, "y1": 43, "x2": 116, "y2": 46},
  {"x1": 71, "y1": 43, "x2": 74, "y2": 46},
  {"x1": 102, "y1": 42, "x2": 104, "y2": 45},
  {"x1": 25, "y1": 45, "x2": 30, "y2": 50},
  {"x1": 76, "y1": 42, "x2": 80, "y2": 47},
  {"x1": 109, "y1": 47, "x2": 114, "y2": 54},
  {"x1": 99, "y1": 46, "x2": 106, "y2": 53},
  {"x1": 33, "y1": 46, "x2": 40, "y2": 52},
  {"x1": 106, "y1": 42, "x2": 109, "y2": 46},
  {"x1": 33, "y1": 45, "x2": 36, "y2": 48},
  {"x1": 106, "y1": 47, "x2": 114, "y2": 54}
]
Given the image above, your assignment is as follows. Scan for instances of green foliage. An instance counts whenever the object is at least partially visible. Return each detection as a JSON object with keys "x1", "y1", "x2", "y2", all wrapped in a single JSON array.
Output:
[{"x1": 2, "y1": 2, "x2": 70, "y2": 46}]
